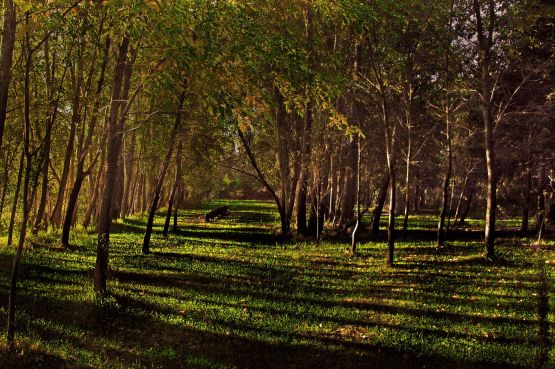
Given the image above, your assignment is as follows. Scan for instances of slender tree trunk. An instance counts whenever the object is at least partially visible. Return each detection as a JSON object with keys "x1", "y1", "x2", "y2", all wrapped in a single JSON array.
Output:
[
  {"x1": 94, "y1": 36, "x2": 130, "y2": 295},
  {"x1": 7, "y1": 32, "x2": 33, "y2": 351},
  {"x1": 536, "y1": 164, "x2": 546, "y2": 233},
  {"x1": 172, "y1": 184, "x2": 181, "y2": 232},
  {"x1": 0, "y1": 0, "x2": 16, "y2": 151},
  {"x1": 386, "y1": 121, "x2": 398, "y2": 267},
  {"x1": 121, "y1": 129, "x2": 136, "y2": 218},
  {"x1": 164, "y1": 141, "x2": 182, "y2": 235},
  {"x1": 143, "y1": 89, "x2": 186, "y2": 254},
  {"x1": 0, "y1": 148, "x2": 15, "y2": 215},
  {"x1": 370, "y1": 170, "x2": 389, "y2": 237},
  {"x1": 437, "y1": 101, "x2": 452, "y2": 249},
  {"x1": 295, "y1": 100, "x2": 312, "y2": 235},
  {"x1": 7, "y1": 148, "x2": 24, "y2": 246},
  {"x1": 274, "y1": 88, "x2": 293, "y2": 238},
  {"x1": 459, "y1": 185, "x2": 474, "y2": 225},
  {"x1": 402, "y1": 122, "x2": 411, "y2": 232},
  {"x1": 351, "y1": 134, "x2": 361, "y2": 254},
  {"x1": 295, "y1": 8, "x2": 314, "y2": 236},
  {"x1": 473, "y1": 0, "x2": 497, "y2": 259},
  {"x1": 32, "y1": 125, "x2": 52, "y2": 233},
  {"x1": 340, "y1": 136, "x2": 357, "y2": 227},
  {"x1": 521, "y1": 165, "x2": 532, "y2": 233}
]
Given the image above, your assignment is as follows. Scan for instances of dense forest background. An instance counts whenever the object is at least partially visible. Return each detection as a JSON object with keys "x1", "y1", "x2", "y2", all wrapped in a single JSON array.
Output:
[{"x1": 0, "y1": 0, "x2": 554, "y2": 363}]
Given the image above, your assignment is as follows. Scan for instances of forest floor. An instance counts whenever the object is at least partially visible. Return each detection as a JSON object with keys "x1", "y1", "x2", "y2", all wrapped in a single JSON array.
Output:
[{"x1": 0, "y1": 199, "x2": 554, "y2": 369}]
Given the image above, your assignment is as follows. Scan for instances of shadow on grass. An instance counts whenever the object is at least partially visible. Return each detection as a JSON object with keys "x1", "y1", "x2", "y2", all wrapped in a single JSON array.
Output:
[{"x1": 0, "y1": 290, "x2": 530, "y2": 369}]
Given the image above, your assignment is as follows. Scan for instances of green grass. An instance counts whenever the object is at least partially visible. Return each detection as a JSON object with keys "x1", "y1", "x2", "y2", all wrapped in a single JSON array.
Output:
[{"x1": 0, "y1": 199, "x2": 553, "y2": 368}]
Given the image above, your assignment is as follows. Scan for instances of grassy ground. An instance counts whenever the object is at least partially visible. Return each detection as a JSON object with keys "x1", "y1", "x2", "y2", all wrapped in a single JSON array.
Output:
[{"x1": 0, "y1": 199, "x2": 553, "y2": 369}]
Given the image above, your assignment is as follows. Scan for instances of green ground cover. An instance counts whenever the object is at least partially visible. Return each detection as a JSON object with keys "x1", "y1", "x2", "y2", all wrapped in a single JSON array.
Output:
[{"x1": 0, "y1": 199, "x2": 553, "y2": 369}]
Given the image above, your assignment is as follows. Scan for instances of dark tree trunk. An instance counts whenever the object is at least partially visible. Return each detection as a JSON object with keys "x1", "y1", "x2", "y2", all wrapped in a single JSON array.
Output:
[
  {"x1": 295, "y1": 8, "x2": 314, "y2": 236},
  {"x1": 459, "y1": 185, "x2": 474, "y2": 225},
  {"x1": 473, "y1": 0, "x2": 497, "y2": 259},
  {"x1": 351, "y1": 134, "x2": 361, "y2": 254},
  {"x1": 7, "y1": 147, "x2": 24, "y2": 246},
  {"x1": 275, "y1": 88, "x2": 294, "y2": 238},
  {"x1": 339, "y1": 137, "x2": 357, "y2": 227},
  {"x1": 294, "y1": 100, "x2": 312, "y2": 235},
  {"x1": 437, "y1": 103, "x2": 452, "y2": 249},
  {"x1": 7, "y1": 32, "x2": 34, "y2": 351},
  {"x1": 370, "y1": 171, "x2": 389, "y2": 237},
  {"x1": 50, "y1": 59, "x2": 83, "y2": 228},
  {"x1": 121, "y1": 129, "x2": 136, "y2": 218},
  {"x1": 63, "y1": 35, "x2": 109, "y2": 245},
  {"x1": 536, "y1": 164, "x2": 546, "y2": 233},
  {"x1": 386, "y1": 121, "x2": 398, "y2": 268},
  {"x1": 520, "y1": 166, "x2": 532, "y2": 233},
  {"x1": 143, "y1": 88, "x2": 186, "y2": 254},
  {"x1": 172, "y1": 183, "x2": 181, "y2": 232},
  {"x1": 164, "y1": 141, "x2": 182, "y2": 235},
  {"x1": 0, "y1": 0, "x2": 16, "y2": 151},
  {"x1": 94, "y1": 36, "x2": 130, "y2": 295}
]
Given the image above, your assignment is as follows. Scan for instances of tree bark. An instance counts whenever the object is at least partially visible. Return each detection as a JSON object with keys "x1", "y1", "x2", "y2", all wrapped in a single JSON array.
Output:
[
  {"x1": 163, "y1": 141, "x2": 182, "y2": 235},
  {"x1": 7, "y1": 147, "x2": 24, "y2": 246},
  {"x1": 437, "y1": 98, "x2": 453, "y2": 249},
  {"x1": 0, "y1": 0, "x2": 16, "y2": 151},
  {"x1": 473, "y1": 0, "x2": 497, "y2": 259},
  {"x1": 370, "y1": 170, "x2": 389, "y2": 237},
  {"x1": 94, "y1": 36, "x2": 130, "y2": 295},
  {"x1": 50, "y1": 57, "x2": 84, "y2": 228},
  {"x1": 62, "y1": 35, "x2": 110, "y2": 245},
  {"x1": 7, "y1": 30, "x2": 34, "y2": 351},
  {"x1": 143, "y1": 88, "x2": 186, "y2": 254},
  {"x1": 520, "y1": 165, "x2": 532, "y2": 233}
]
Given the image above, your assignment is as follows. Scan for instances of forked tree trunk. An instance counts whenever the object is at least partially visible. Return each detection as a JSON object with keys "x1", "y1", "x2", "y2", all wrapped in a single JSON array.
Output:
[{"x1": 62, "y1": 36, "x2": 109, "y2": 246}]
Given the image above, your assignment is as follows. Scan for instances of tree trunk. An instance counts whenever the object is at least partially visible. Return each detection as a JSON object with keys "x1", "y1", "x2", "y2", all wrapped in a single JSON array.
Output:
[
  {"x1": 50, "y1": 59, "x2": 83, "y2": 228},
  {"x1": 351, "y1": 134, "x2": 361, "y2": 254},
  {"x1": 386, "y1": 121, "x2": 398, "y2": 267},
  {"x1": 295, "y1": 100, "x2": 312, "y2": 235},
  {"x1": 143, "y1": 88, "x2": 186, "y2": 254},
  {"x1": 473, "y1": 0, "x2": 497, "y2": 259},
  {"x1": 402, "y1": 122, "x2": 411, "y2": 233},
  {"x1": 437, "y1": 100, "x2": 452, "y2": 249},
  {"x1": 520, "y1": 165, "x2": 532, "y2": 233},
  {"x1": 121, "y1": 129, "x2": 136, "y2": 218},
  {"x1": 172, "y1": 183, "x2": 181, "y2": 232},
  {"x1": 94, "y1": 36, "x2": 130, "y2": 295},
  {"x1": 7, "y1": 32, "x2": 33, "y2": 351},
  {"x1": 164, "y1": 141, "x2": 182, "y2": 235},
  {"x1": 459, "y1": 185, "x2": 474, "y2": 225},
  {"x1": 0, "y1": 0, "x2": 16, "y2": 151},
  {"x1": 7, "y1": 147, "x2": 24, "y2": 246},
  {"x1": 274, "y1": 88, "x2": 293, "y2": 238},
  {"x1": 370, "y1": 170, "x2": 389, "y2": 237},
  {"x1": 536, "y1": 164, "x2": 546, "y2": 233}
]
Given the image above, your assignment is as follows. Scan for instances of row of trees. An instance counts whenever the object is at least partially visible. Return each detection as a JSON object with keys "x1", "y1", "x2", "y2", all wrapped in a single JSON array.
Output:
[{"x1": 1, "y1": 0, "x2": 553, "y2": 351}]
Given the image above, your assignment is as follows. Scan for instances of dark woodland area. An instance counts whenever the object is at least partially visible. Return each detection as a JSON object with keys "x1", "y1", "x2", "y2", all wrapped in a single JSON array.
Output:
[{"x1": 0, "y1": 0, "x2": 554, "y2": 368}]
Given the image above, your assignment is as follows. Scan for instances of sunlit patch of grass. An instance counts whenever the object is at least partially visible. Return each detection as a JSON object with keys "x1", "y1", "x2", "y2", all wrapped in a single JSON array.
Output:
[{"x1": 0, "y1": 200, "x2": 553, "y2": 368}]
